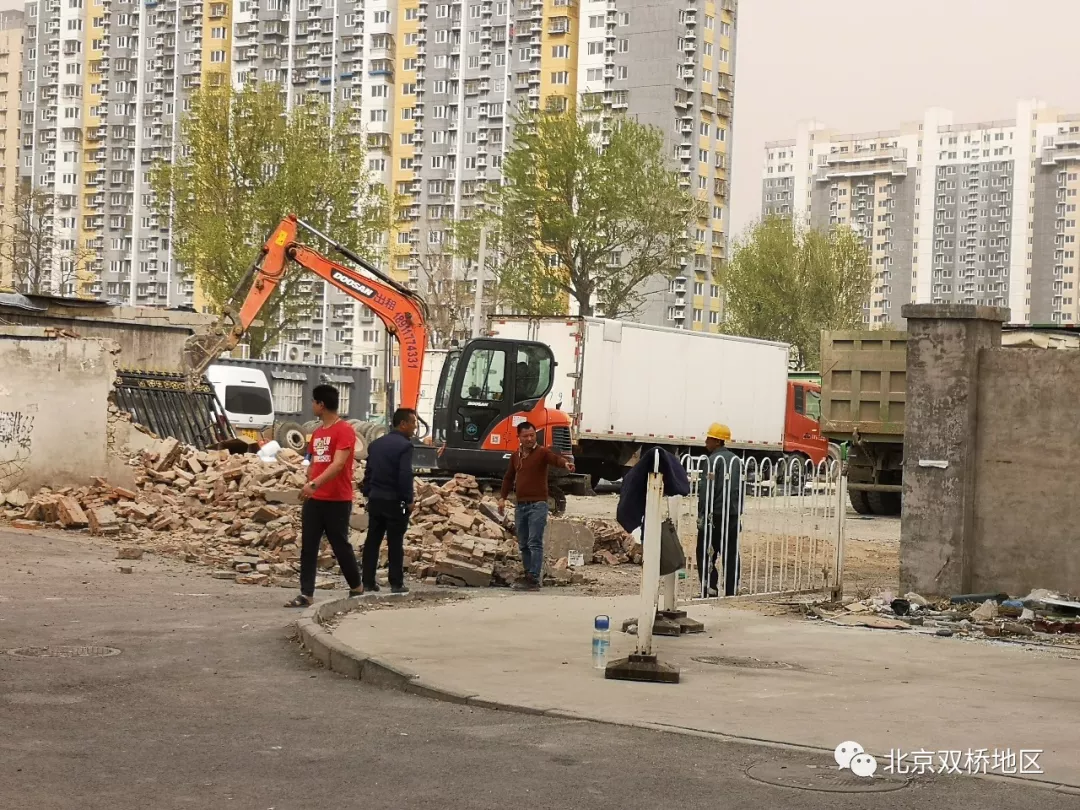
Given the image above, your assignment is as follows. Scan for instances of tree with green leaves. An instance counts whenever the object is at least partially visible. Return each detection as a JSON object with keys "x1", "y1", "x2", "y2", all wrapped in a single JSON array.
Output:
[
  {"x1": 479, "y1": 108, "x2": 695, "y2": 318},
  {"x1": 151, "y1": 84, "x2": 391, "y2": 357},
  {"x1": 722, "y1": 214, "x2": 872, "y2": 369}
]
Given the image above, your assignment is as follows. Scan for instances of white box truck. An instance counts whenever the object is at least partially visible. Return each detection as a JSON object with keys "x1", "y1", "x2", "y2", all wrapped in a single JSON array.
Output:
[{"x1": 487, "y1": 317, "x2": 830, "y2": 485}]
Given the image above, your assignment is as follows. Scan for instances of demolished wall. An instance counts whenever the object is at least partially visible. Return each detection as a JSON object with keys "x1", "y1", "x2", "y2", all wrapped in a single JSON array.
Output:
[{"x1": 0, "y1": 328, "x2": 119, "y2": 493}]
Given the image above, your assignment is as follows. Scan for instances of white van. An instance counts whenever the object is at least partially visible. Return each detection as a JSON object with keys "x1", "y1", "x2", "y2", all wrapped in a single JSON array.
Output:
[{"x1": 207, "y1": 364, "x2": 276, "y2": 443}]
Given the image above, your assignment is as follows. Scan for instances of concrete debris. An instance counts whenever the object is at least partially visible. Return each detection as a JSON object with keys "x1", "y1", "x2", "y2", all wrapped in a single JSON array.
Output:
[
  {"x1": 971, "y1": 599, "x2": 998, "y2": 622},
  {"x1": 819, "y1": 587, "x2": 1080, "y2": 646},
  {"x1": 1, "y1": 438, "x2": 617, "y2": 591}
]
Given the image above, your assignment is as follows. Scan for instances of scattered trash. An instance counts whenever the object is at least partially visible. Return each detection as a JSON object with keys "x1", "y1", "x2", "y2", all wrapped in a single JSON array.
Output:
[{"x1": 890, "y1": 598, "x2": 911, "y2": 616}]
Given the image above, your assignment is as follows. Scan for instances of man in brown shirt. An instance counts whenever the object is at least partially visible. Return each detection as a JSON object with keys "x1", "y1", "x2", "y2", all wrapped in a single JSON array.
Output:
[{"x1": 499, "y1": 420, "x2": 575, "y2": 591}]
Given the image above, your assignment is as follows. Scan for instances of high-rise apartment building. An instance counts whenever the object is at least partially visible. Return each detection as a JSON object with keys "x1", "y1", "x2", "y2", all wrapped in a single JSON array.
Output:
[
  {"x1": 0, "y1": 10, "x2": 23, "y2": 290},
  {"x1": 15, "y1": 0, "x2": 737, "y2": 392},
  {"x1": 576, "y1": 0, "x2": 736, "y2": 332},
  {"x1": 20, "y1": 0, "x2": 229, "y2": 302},
  {"x1": 763, "y1": 100, "x2": 1080, "y2": 326}
]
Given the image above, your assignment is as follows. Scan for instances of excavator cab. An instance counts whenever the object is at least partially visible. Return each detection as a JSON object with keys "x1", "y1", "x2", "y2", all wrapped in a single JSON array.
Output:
[{"x1": 432, "y1": 337, "x2": 574, "y2": 476}]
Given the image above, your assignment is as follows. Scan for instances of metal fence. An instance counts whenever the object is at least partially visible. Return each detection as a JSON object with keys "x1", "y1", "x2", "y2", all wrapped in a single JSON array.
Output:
[
  {"x1": 113, "y1": 369, "x2": 235, "y2": 450},
  {"x1": 675, "y1": 454, "x2": 846, "y2": 602}
]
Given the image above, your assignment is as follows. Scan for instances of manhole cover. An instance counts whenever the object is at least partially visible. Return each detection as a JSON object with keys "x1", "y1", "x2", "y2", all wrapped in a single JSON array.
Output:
[
  {"x1": 692, "y1": 655, "x2": 799, "y2": 670},
  {"x1": 746, "y1": 762, "x2": 909, "y2": 793},
  {"x1": 6, "y1": 645, "x2": 120, "y2": 659}
]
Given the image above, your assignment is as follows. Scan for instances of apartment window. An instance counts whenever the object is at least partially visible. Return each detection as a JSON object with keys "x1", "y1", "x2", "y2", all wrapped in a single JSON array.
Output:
[
  {"x1": 405, "y1": 6, "x2": 418, "y2": 19},
  {"x1": 371, "y1": 84, "x2": 388, "y2": 97},
  {"x1": 402, "y1": 83, "x2": 416, "y2": 95},
  {"x1": 702, "y1": 68, "x2": 712, "y2": 83},
  {"x1": 368, "y1": 158, "x2": 386, "y2": 172},
  {"x1": 703, "y1": 42, "x2": 713, "y2": 56},
  {"x1": 693, "y1": 309, "x2": 703, "y2": 323},
  {"x1": 618, "y1": 39, "x2": 628, "y2": 53},
  {"x1": 468, "y1": 30, "x2": 481, "y2": 43},
  {"x1": 618, "y1": 11, "x2": 629, "y2": 25},
  {"x1": 436, "y1": 29, "x2": 448, "y2": 42},
  {"x1": 586, "y1": 67, "x2": 602, "y2": 81},
  {"x1": 718, "y1": 48, "x2": 729, "y2": 63},
  {"x1": 434, "y1": 80, "x2": 447, "y2": 94},
  {"x1": 704, "y1": 14, "x2": 714, "y2": 28},
  {"x1": 403, "y1": 58, "x2": 417, "y2": 70},
  {"x1": 370, "y1": 109, "x2": 387, "y2": 122},
  {"x1": 720, "y1": 20, "x2": 732, "y2": 36},
  {"x1": 211, "y1": 26, "x2": 226, "y2": 38},
  {"x1": 551, "y1": 71, "x2": 569, "y2": 85},
  {"x1": 468, "y1": 56, "x2": 480, "y2": 68},
  {"x1": 617, "y1": 65, "x2": 627, "y2": 79},
  {"x1": 210, "y1": 50, "x2": 226, "y2": 63},
  {"x1": 400, "y1": 133, "x2": 412, "y2": 146},
  {"x1": 497, "y1": 2, "x2": 506, "y2": 13},
  {"x1": 586, "y1": 41, "x2": 604, "y2": 55},
  {"x1": 432, "y1": 105, "x2": 447, "y2": 119},
  {"x1": 374, "y1": 9, "x2": 390, "y2": 22},
  {"x1": 401, "y1": 107, "x2": 413, "y2": 120},
  {"x1": 434, "y1": 55, "x2": 448, "y2": 69},
  {"x1": 430, "y1": 155, "x2": 444, "y2": 169},
  {"x1": 552, "y1": 44, "x2": 569, "y2": 58},
  {"x1": 400, "y1": 158, "x2": 413, "y2": 170},
  {"x1": 430, "y1": 130, "x2": 447, "y2": 144},
  {"x1": 404, "y1": 32, "x2": 417, "y2": 45}
]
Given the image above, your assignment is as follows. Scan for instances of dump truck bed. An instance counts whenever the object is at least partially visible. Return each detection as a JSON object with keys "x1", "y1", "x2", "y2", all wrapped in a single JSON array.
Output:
[{"x1": 819, "y1": 330, "x2": 907, "y2": 442}]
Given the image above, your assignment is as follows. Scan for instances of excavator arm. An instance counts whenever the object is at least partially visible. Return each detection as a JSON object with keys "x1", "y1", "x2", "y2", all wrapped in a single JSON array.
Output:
[{"x1": 183, "y1": 215, "x2": 428, "y2": 412}]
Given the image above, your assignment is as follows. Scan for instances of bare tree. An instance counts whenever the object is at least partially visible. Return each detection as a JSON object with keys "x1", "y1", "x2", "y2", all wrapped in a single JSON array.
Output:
[
  {"x1": 0, "y1": 186, "x2": 93, "y2": 296},
  {"x1": 414, "y1": 248, "x2": 489, "y2": 347}
]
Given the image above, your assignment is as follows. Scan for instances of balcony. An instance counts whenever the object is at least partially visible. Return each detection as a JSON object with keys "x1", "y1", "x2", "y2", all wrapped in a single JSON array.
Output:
[{"x1": 548, "y1": 16, "x2": 570, "y2": 34}]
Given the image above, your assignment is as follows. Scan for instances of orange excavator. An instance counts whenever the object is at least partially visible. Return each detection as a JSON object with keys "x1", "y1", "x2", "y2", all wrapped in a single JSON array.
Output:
[{"x1": 183, "y1": 215, "x2": 576, "y2": 506}]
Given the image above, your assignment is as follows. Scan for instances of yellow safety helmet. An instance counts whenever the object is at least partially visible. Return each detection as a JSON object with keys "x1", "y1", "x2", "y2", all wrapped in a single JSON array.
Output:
[{"x1": 706, "y1": 422, "x2": 731, "y2": 442}]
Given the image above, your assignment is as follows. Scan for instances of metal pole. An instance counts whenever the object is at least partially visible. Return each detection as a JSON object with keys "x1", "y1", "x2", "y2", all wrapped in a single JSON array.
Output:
[
  {"x1": 635, "y1": 453, "x2": 663, "y2": 657},
  {"x1": 471, "y1": 226, "x2": 487, "y2": 337}
]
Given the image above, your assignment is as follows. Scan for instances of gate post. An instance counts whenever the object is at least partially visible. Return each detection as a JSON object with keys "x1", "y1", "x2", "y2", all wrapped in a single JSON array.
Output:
[{"x1": 899, "y1": 304, "x2": 1008, "y2": 597}]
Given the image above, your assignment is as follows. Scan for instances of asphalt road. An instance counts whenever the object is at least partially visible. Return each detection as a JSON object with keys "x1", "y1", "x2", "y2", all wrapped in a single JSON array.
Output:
[{"x1": 1, "y1": 528, "x2": 1075, "y2": 810}]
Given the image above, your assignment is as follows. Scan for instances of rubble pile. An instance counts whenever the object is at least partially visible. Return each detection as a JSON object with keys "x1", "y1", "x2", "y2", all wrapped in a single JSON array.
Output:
[
  {"x1": 586, "y1": 518, "x2": 642, "y2": 566},
  {"x1": 817, "y1": 588, "x2": 1080, "y2": 644},
  {"x1": 0, "y1": 437, "x2": 633, "y2": 589}
]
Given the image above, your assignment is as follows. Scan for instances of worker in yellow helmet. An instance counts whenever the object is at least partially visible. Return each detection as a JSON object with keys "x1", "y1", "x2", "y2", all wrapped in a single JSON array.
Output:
[{"x1": 697, "y1": 422, "x2": 742, "y2": 597}]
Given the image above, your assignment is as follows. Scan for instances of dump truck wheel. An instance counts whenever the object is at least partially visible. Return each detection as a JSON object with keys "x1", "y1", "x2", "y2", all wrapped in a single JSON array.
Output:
[
  {"x1": 275, "y1": 421, "x2": 307, "y2": 453},
  {"x1": 867, "y1": 490, "x2": 901, "y2": 516},
  {"x1": 849, "y1": 489, "x2": 874, "y2": 515}
]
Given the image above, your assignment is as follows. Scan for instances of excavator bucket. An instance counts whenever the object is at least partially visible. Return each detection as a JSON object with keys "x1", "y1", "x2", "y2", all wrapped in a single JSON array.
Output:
[{"x1": 181, "y1": 308, "x2": 242, "y2": 389}]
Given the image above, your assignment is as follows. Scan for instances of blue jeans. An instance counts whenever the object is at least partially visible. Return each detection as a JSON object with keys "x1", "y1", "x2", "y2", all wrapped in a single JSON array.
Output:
[{"x1": 515, "y1": 501, "x2": 549, "y2": 582}]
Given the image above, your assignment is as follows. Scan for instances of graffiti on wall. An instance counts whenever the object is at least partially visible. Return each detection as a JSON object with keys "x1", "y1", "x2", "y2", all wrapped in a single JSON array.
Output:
[{"x1": 0, "y1": 411, "x2": 34, "y2": 492}]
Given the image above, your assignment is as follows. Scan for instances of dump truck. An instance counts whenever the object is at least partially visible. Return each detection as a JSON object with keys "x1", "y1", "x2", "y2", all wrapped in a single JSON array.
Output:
[
  {"x1": 819, "y1": 330, "x2": 907, "y2": 516},
  {"x1": 819, "y1": 325, "x2": 1076, "y2": 516},
  {"x1": 487, "y1": 316, "x2": 833, "y2": 487}
]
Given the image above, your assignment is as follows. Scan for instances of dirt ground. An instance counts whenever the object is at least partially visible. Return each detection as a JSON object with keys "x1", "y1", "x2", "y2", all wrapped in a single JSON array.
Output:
[{"x1": 561, "y1": 493, "x2": 901, "y2": 601}]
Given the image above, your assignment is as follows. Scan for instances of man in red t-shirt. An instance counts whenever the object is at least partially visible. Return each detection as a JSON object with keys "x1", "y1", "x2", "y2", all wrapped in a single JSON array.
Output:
[{"x1": 285, "y1": 384, "x2": 363, "y2": 607}]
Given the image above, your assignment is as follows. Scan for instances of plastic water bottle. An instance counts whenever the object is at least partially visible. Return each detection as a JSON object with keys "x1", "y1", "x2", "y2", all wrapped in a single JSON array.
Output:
[{"x1": 592, "y1": 614, "x2": 611, "y2": 669}]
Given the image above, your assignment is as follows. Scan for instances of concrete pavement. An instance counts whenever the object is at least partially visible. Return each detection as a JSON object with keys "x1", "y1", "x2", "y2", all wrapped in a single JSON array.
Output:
[
  {"x1": 332, "y1": 592, "x2": 1080, "y2": 789},
  {"x1": 3, "y1": 526, "x2": 1079, "y2": 809}
]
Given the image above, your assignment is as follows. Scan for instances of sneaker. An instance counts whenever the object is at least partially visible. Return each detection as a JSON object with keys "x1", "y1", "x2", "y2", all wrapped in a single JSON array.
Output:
[
  {"x1": 512, "y1": 576, "x2": 540, "y2": 592},
  {"x1": 390, "y1": 585, "x2": 410, "y2": 595}
]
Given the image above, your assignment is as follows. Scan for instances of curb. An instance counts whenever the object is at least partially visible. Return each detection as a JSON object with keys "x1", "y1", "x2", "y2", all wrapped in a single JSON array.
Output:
[{"x1": 296, "y1": 601, "x2": 1080, "y2": 797}]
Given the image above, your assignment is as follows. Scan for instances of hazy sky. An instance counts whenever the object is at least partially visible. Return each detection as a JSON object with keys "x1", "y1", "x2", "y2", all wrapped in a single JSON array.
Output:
[{"x1": 731, "y1": 0, "x2": 1080, "y2": 236}]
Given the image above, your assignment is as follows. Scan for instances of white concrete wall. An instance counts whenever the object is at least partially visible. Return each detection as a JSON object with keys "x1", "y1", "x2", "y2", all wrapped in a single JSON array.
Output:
[{"x1": 0, "y1": 330, "x2": 116, "y2": 493}]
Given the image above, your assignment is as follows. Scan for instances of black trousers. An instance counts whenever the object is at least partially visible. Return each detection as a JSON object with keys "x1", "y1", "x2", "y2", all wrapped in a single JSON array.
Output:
[
  {"x1": 696, "y1": 516, "x2": 741, "y2": 597},
  {"x1": 300, "y1": 499, "x2": 361, "y2": 597},
  {"x1": 363, "y1": 498, "x2": 409, "y2": 589}
]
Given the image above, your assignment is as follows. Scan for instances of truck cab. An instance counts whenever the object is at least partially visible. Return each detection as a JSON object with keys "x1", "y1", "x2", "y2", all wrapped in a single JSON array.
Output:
[{"x1": 784, "y1": 380, "x2": 830, "y2": 466}]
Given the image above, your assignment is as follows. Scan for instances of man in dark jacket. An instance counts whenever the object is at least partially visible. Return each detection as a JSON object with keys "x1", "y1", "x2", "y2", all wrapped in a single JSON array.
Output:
[
  {"x1": 697, "y1": 422, "x2": 742, "y2": 597},
  {"x1": 361, "y1": 407, "x2": 417, "y2": 594}
]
